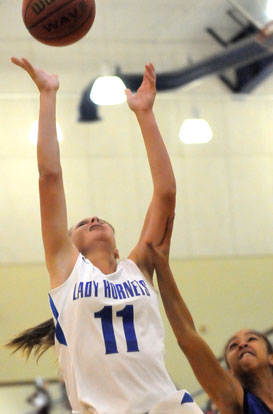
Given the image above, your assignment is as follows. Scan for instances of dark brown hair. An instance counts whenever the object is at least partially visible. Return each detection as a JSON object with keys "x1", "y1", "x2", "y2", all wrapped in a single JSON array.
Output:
[{"x1": 6, "y1": 318, "x2": 55, "y2": 361}]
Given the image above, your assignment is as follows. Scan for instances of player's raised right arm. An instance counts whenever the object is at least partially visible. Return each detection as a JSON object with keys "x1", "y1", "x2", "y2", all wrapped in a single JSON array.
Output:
[{"x1": 11, "y1": 57, "x2": 78, "y2": 287}]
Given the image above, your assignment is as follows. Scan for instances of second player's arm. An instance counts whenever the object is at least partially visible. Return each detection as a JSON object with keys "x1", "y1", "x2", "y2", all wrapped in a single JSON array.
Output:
[
  {"x1": 156, "y1": 262, "x2": 244, "y2": 414},
  {"x1": 147, "y1": 216, "x2": 244, "y2": 414}
]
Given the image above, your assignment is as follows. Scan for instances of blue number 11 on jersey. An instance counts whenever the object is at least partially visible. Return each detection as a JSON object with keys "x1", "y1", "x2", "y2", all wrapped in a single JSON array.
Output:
[{"x1": 95, "y1": 305, "x2": 139, "y2": 354}]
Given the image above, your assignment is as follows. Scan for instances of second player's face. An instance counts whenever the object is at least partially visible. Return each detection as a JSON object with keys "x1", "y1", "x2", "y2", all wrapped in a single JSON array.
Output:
[{"x1": 225, "y1": 329, "x2": 273, "y2": 376}]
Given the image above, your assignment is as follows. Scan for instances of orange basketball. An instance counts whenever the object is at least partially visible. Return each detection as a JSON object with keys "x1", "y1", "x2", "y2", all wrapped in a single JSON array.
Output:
[{"x1": 22, "y1": 0, "x2": 96, "y2": 46}]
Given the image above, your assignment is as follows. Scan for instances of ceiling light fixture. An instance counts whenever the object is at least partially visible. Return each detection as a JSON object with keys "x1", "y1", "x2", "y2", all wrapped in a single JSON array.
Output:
[
  {"x1": 179, "y1": 118, "x2": 213, "y2": 144},
  {"x1": 266, "y1": 0, "x2": 273, "y2": 19},
  {"x1": 90, "y1": 76, "x2": 127, "y2": 105}
]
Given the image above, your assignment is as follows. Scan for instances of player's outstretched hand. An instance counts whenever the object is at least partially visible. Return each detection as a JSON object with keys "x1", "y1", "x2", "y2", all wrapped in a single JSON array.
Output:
[
  {"x1": 11, "y1": 57, "x2": 59, "y2": 93},
  {"x1": 146, "y1": 215, "x2": 174, "y2": 268},
  {"x1": 125, "y1": 63, "x2": 156, "y2": 113}
]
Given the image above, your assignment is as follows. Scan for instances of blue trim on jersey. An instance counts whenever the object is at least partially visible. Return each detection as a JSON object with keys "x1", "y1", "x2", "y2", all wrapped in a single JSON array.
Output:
[
  {"x1": 181, "y1": 392, "x2": 194, "y2": 404},
  {"x1": 244, "y1": 389, "x2": 273, "y2": 414},
  {"x1": 95, "y1": 306, "x2": 118, "y2": 354},
  {"x1": 48, "y1": 294, "x2": 67, "y2": 346},
  {"x1": 116, "y1": 305, "x2": 139, "y2": 352}
]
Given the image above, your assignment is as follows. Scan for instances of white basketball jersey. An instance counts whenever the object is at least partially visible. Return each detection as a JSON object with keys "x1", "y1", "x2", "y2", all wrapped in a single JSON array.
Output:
[{"x1": 49, "y1": 254, "x2": 176, "y2": 414}]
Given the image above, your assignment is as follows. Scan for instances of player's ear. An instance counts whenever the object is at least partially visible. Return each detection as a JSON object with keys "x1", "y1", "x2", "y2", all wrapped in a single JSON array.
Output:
[{"x1": 114, "y1": 249, "x2": 120, "y2": 260}]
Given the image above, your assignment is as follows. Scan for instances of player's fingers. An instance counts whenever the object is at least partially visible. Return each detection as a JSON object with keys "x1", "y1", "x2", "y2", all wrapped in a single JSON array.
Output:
[
  {"x1": 145, "y1": 62, "x2": 155, "y2": 74},
  {"x1": 11, "y1": 57, "x2": 35, "y2": 76},
  {"x1": 21, "y1": 57, "x2": 36, "y2": 74},
  {"x1": 125, "y1": 88, "x2": 133, "y2": 99},
  {"x1": 11, "y1": 57, "x2": 24, "y2": 68},
  {"x1": 144, "y1": 63, "x2": 156, "y2": 82}
]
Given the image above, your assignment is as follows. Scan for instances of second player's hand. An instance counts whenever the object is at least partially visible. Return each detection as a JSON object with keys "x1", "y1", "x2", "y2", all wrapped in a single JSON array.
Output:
[
  {"x1": 11, "y1": 57, "x2": 59, "y2": 93},
  {"x1": 126, "y1": 63, "x2": 156, "y2": 113}
]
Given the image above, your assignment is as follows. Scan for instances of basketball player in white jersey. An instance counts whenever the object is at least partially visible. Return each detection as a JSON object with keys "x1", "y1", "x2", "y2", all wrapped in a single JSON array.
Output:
[{"x1": 9, "y1": 57, "x2": 203, "y2": 414}]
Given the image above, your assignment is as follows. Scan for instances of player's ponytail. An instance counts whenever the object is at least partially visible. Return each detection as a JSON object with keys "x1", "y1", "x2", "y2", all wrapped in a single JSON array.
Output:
[{"x1": 6, "y1": 318, "x2": 55, "y2": 360}]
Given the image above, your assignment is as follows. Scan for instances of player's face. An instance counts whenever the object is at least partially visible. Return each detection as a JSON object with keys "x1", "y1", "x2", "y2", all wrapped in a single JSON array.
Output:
[
  {"x1": 225, "y1": 329, "x2": 273, "y2": 376},
  {"x1": 70, "y1": 216, "x2": 119, "y2": 258}
]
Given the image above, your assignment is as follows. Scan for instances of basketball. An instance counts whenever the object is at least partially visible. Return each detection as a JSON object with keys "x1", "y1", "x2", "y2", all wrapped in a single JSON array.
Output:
[{"x1": 22, "y1": 0, "x2": 96, "y2": 46}]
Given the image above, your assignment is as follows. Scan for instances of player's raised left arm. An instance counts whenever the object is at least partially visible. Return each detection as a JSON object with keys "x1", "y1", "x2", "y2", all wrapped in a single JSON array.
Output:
[
  {"x1": 148, "y1": 217, "x2": 244, "y2": 414},
  {"x1": 127, "y1": 63, "x2": 176, "y2": 282}
]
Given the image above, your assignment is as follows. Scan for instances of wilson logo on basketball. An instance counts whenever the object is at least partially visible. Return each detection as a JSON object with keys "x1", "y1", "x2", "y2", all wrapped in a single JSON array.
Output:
[
  {"x1": 32, "y1": 0, "x2": 57, "y2": 16},
  {"x1": 43, "y1": 8, "x2": 79, "y2": 32}
]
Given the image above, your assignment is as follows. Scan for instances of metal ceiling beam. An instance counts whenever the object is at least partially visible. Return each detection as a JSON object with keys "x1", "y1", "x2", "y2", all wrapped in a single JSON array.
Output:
[{"x1": 117, "y1": 31, "x2": 273, "y2": 92}]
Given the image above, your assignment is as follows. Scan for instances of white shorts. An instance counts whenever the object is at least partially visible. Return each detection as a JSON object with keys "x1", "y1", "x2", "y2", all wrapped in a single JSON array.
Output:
[
  {"x1": 72, "y1": 390, "x2": 203, "y2": 414},
  {"x1": 149, "y1": 390, "x2": 203, "y2": 414}
]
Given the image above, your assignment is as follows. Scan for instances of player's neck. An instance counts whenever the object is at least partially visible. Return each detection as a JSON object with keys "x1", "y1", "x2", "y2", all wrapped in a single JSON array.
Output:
[
  {"x1": 244, "y1": 370, "x2": 273, "y2": 409},
  {"x1": 86, "y1": 250, "x2": 117, "y2": 275}
]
